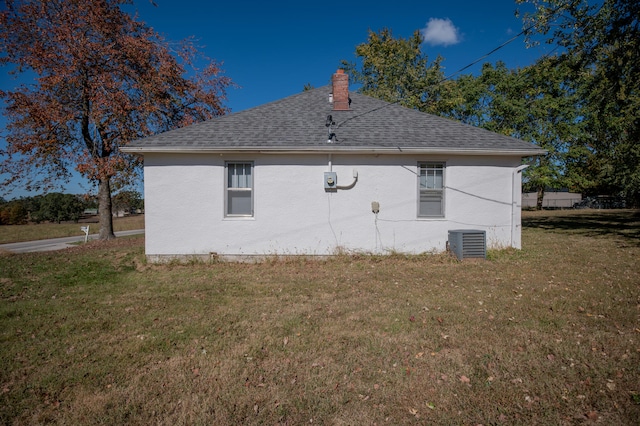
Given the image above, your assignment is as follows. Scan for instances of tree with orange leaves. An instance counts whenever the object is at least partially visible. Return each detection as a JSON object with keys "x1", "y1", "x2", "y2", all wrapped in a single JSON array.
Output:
[{"x1": 0, "y1": 0, "x2": 232, "y2": 239}]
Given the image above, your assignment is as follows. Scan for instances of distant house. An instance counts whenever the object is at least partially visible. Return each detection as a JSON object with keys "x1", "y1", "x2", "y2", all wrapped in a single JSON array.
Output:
[
  {"x1": 522, "y1": 190, "x2": 582, "y2": 209},
  {"x1": 112, "y1": 209, "x2": 129, "y2": 218},
  {"x1": 122, "y1": 70, "x2": 545, "y2": 262}
]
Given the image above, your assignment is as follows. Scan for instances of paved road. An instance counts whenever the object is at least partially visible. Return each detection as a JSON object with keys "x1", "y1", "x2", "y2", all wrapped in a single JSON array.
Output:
[{"x1": 0, "y1": 229, "x2": 145, "y2": 253}]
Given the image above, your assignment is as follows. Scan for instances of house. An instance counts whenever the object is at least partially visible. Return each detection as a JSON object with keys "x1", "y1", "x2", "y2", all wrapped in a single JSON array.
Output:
[{"x1": 122, "y1": 70, "x2": 545, "y2": 262}]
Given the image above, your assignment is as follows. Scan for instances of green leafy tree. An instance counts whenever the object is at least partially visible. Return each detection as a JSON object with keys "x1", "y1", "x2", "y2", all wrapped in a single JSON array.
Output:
[
  {"x1": 446, "y1": 59, "x2": 585, "y2": 209},
  {"x1": 478, "y1": 60, "x2": 585, "y2": 209},
  {"x1": 518, "y1": 0, "x2": 640, "y2": 205},
  {"x1": 517, "y1": 57, "x2": 587, "y2": 208},
  {"x1": 0, "y1": 0, "x2": 232, "y2": 239},
  {"x1": 112, "y1": 189, "x2": 143, "y2": 213},
  {"x1": 464, "y1": 62, "x2": 529, "y2": 135},
  {"x1": 340, "y1": 28, "x2": 455, "y2": 115},
  {"x1": 0, "y1": 199, "x2": 29, "y2": 225},
  {"x1": 444, "y1": 72, "x2": 493, "y2": 128},
  {"x1": 30, "y1": 193, "x2": 85, "y2": 223}
]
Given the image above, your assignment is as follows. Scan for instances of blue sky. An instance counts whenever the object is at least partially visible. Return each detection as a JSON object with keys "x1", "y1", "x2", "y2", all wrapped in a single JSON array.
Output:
[
  {"x1": 129, "y1": 0, "x2": 545, "y2": 112},
  {"x1": 1, "y1": 0, "x2": 551, "y2": 198}
]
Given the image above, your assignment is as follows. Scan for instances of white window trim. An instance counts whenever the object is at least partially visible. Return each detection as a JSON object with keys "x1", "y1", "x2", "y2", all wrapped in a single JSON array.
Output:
[
  {"x1": 417, "y1": 162, "x2": 445, "y2": 218},
  {"x1": 225, "y1": 161, "x2": 254, "y2": 218}
]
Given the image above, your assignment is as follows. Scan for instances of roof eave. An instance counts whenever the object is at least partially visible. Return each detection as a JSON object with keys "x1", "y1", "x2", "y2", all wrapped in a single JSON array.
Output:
[{"x1": 121, "y1": 146, "x2": 546, "y2": 157}]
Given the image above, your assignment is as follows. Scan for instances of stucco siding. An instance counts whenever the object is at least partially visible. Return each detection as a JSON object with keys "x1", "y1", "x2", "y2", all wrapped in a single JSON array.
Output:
[{"x1": 143, "y1": 153, "x2": 523, "y2": 258}]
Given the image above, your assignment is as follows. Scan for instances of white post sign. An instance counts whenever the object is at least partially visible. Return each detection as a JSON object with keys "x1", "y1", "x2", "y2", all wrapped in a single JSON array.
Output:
[{"x1": 80, "y1": 226, "x2": 90, "y2": 243}]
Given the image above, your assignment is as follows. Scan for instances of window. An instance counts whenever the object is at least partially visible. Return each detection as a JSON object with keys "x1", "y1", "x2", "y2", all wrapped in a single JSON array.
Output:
[
  {"x1": 418, "y1": 162, "x2": 444, "y2": 217},
  {"x1": 226, "y1": 162, "x2": 253, "y2": 216}
]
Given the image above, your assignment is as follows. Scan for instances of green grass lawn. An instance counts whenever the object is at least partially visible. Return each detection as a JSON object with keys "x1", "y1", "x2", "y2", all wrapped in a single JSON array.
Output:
[
  {"x1": 0, "y1": 215, "x2": 145, "y2": 244},
  {"x1": 1, "y1": 210, "x2": 638, "y2": 425}
]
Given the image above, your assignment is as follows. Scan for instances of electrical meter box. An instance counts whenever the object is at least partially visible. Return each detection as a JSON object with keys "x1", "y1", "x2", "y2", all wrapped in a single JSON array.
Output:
[{"x1": 324, "y1": 172, "x2": 337, "y2": 190}]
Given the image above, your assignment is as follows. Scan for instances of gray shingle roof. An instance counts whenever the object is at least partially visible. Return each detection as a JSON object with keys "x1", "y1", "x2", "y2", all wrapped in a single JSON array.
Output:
[{"x1": 123, "y1": 85, "x2": 545, "y2": 156}]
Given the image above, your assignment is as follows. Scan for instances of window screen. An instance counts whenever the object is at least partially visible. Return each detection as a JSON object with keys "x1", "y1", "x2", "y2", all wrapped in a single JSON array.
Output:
[
  {"x1": 226, "y1": 162, "x2": 253, "y2": 216},
  {"x1": 418, "y1": 162, "x2": 444, "y2": 217}
]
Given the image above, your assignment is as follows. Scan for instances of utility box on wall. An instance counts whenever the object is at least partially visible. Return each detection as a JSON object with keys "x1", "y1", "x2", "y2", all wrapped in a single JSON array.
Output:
[
  {"x1": 448, "y1": 230, "x2": 486, "y2": 260},
  {"x1": 324, "y1": 172, "x2": 337, "y2": 190}
]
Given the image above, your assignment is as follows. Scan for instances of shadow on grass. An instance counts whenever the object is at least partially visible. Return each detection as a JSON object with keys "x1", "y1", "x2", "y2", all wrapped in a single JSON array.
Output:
[{"x1": 522, "y1": 209, "x2": 640, "y2": 245}]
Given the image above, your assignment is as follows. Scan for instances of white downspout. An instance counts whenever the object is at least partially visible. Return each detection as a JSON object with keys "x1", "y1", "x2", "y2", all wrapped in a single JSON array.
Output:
[
  {"x1": 328, "y1": 153, "x2": 332, "y2": 172},
  {"x1": 511, "y1": 165, "x2": 529, "y2": 248}
]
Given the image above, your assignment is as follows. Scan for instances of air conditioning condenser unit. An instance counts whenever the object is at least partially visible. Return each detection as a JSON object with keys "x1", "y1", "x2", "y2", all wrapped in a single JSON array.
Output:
[{"x1": 448, "y1": 230, "x2": 486, "y2": 260}]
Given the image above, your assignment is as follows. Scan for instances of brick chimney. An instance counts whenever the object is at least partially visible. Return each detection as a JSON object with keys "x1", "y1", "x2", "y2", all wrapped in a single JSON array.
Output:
[{"x1": 332, "y1": 69, "x2": 349, "y2": 111}]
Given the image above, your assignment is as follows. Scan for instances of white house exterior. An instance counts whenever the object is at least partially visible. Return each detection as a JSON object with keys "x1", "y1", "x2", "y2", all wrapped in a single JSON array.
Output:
[{"x1": 123, "y1": 70, "x2": 544, "y2": 261}]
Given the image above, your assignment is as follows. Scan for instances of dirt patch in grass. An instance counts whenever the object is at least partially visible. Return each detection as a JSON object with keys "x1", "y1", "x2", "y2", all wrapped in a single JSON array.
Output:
[{"x1": 1, "y1": 211, "x2": 639, "y2": 425}]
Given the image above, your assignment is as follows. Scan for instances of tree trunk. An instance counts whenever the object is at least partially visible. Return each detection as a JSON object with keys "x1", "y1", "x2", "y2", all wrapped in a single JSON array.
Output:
[
  {"x1": 98, "y1": 177, "x2": 116, "y2": 240},
  {"x1": 536, "y1": 186, "x2": 545, "y2": 211}
]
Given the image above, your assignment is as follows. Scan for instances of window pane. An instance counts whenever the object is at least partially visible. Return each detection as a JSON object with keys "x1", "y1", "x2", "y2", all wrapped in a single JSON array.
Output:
[
  {"x1": 419, "y1": 173, "x2": 427, "y2": 189},
  {"x1": 419, "y1": 191, "x2": 442, "y2": 216},
  {"x1": 238, "y1": 169, "x2": 245, "y2": 188},
  {"x1": 426, "y1": 171, "x2": 435, "y2": 188},
  {"x1": 228, "y1": 163, "x2": 250, "y2": 189},
  {"x1": 420, "y1": 164, "x2": 443, "y2": 189},
  {"x1": 243, "y1": 165, "x2": 252, "y2": 188},
  {"x1": 228, "y1": 164, "x2": 237, "y2": 188},
  {"x1": 228, "y1": 163, "x2": 253, "y2": 189},
  {"x1": 433, "y1": 169, "x2": 443, "y2": 189},
  {"x1": 228, "y1": 190, "x2": 252, "y2": 215}
]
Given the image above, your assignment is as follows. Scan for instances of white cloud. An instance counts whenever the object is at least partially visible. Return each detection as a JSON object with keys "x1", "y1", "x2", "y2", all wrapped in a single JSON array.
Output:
[{"x1": 421, "y1": 18, "x2": 461, "y2": 47}]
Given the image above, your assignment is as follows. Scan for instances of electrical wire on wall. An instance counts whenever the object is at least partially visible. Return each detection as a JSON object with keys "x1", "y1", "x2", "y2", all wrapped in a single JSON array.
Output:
[
  {"x1": 370, "y1": 201, "x2": 385, "y2": 252},
  {"x1": 326, "y1": 192, "x2": 340, "y2": 248},
  {"x1": 374, "y1": 208, "x2": 380, "y2": 252}
]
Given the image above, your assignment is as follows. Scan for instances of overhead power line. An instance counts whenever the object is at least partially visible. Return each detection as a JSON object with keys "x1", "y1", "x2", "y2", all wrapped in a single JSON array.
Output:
[{"x1": 337, "y1": 4, "x2": 567, "y2": 130}]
